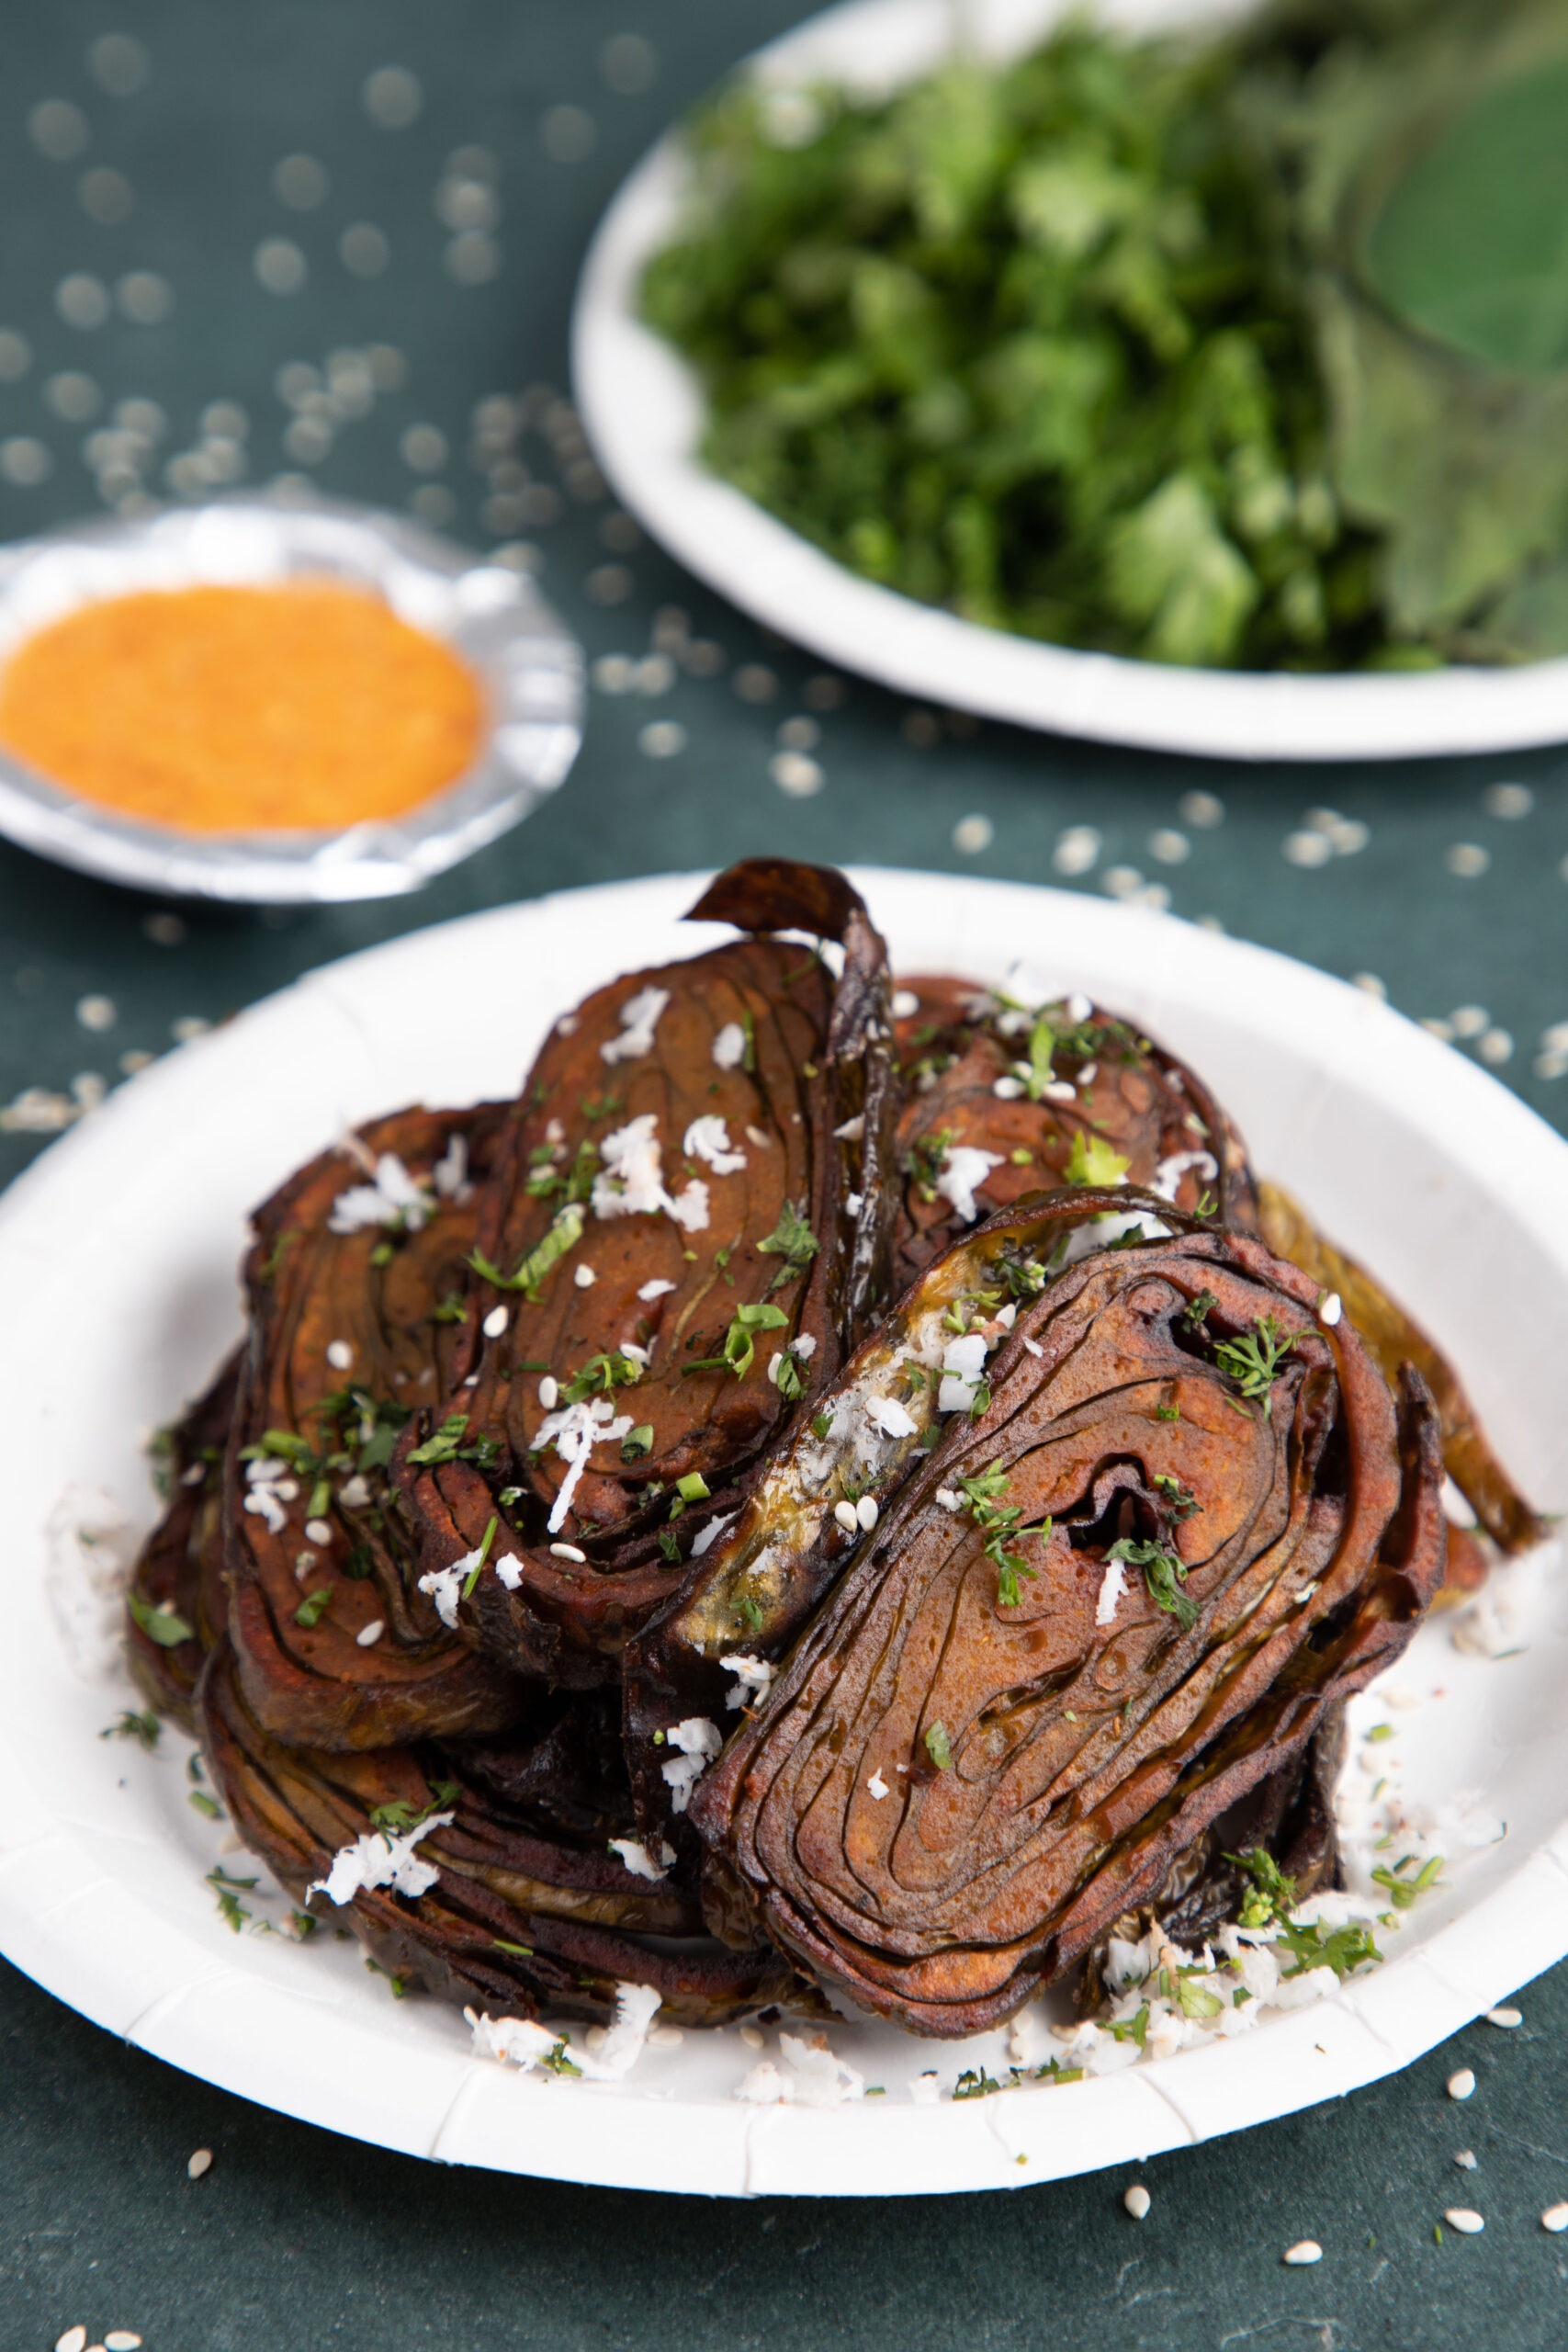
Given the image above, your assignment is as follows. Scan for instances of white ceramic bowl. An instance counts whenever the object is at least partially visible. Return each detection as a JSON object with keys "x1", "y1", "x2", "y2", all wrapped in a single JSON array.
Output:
[{"x1": 573, "y1": 0, "x2": 1568, "y2": 761}]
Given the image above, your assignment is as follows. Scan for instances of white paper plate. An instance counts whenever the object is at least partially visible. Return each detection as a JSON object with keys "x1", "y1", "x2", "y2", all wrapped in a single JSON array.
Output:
[
  {"x1": 573, "y1": 0, "x2": 1568, "y2": 763},
  {"x1": 3, "y1": 869, "x2": 1566, "y2": 2197}
]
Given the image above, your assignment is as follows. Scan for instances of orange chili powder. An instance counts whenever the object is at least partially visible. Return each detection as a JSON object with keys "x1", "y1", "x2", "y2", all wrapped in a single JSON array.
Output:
[{"x1": 0, "y1": 580, "x2": 484, "y2": 831}]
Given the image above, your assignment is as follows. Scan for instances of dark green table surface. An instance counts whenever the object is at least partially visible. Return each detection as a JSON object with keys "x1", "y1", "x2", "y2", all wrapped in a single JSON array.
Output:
[{"x1": 5, "y1": 4, "x2": 1568, "y2": 2347}]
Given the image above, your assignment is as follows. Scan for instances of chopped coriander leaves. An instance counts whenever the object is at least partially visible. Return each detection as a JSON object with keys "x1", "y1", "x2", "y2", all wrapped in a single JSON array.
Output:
[
  {"x1": 369, "y1": 1781, "x2": 460, "y2": 1834},
  {"x1": 463, "y1": 1516, "x2": 500, "y2": 1598},
  {"x1": 560, "y1": 1349, "x2": 643, "y2": 1404},
  {"x1": 907, "y1": 1127, "x2": 954, "y2": 1203},
  {"x1": 430, "y1": 1291, "x2": 468, "y2": 1324},
  {"x1": 1179, "y1": 1290, "x2": 1219, "y2": 1333},
  {"x1": 1277, "y1": 1917, "x2": 1382, "y2": 1980},
  {"x1": 657, "y1": 1527, "x2": 682, "y2": 1563},
  {"x1": 471, "y1": 1201, "x2": 585, "y2": 1298},
  {"x1": 737, "y1": 1592, "x2": 766, "y2": 1633},
  {"x1": 1213, "y1": 1316, "x2": 1294, "y2": 1413},
  {"x1": 953, "y1": 2068, "x2": 1003, "y2": 2100},
  {"x1": 101, "y1": 1706, "x2": 161, "y2": 1748},
  {"x1": 492, "y1": 1938, "x2": 535, "y2": 1958},
  {"x1": 187, "y1": 1790, "x2": 221, "y2": 1820},
  {"x1": 294, "y1": 1584, "x2": 333, "y2": 1629},
  {"x1": 1064, "y1": 1133, "x2": 1130, "y2": 1186},
  {"x1": 1153, "y1": 1473, "x2": 1201, "y2": 1520},
  {"x1": 621, "y1": 1423, "x2": 655, "y2": 1463},
  {"x1": 1106, "y1": 1535, "x2": 1197, "y2": 1631},
  {"x1": 1371, "y1": 1854, "x2": 1445, "y2": 1910},
  {"x1": 128, "y1": 1592, "x2": 195, "y2": 1647},
  {"x1": 924, "y1": 1721, "x2": 954, "y2": 1772},
  {"x1": 207, "y1": 1865, "x2": 258, "y2": 1933},
  {"x1": 683, "y1": 1300, "x2": 790, "y2": 1380},
  {"x1": 1226, "y1": 1846, "x2": 1297, "y2": 1929},
  {"x1": 757, "y1": 1198, "x2": 819, "y2": 1293}
]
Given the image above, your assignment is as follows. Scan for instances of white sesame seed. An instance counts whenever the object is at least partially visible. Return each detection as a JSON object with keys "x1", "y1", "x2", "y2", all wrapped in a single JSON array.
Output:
[
  {"x1": 1482, "y1": 781, "x2": 1533, "y2": 820},
  {"x1": 1351, "y1": 972, "x2": 1387, "y2": 998},
  {"x1": 834, "y1": 1499, "x2": 860, "y2": 1535},
  {"x1": 254, "y1": 237, "x2": 308, "y2": 296},
  {"x1": 541, "y1": 103, "x2": 596, "y2": 163},
  {"x1": 363, "y1": 63, "x2": 423, "y2": 128},
  {"x1": 550, "y1": 1543, "x2": 586, "y2": 1563},
  {"x1": 1454, "y1": 2150, "x2": 1477, "y2": 2169},
  {"x1": 1445, "y1": 2209, "x2": 1484, "y2": 2234},
  {"x1": 574, "y1": 1262, "x2": 598, "y2": 1288},
  {"x1": 739, "y1": 2023, "x2": 765, "y2": 2049},
  {"x1": 892, "y1": 989, "x2": 920, "y2": 1019},
  {"x1": 857, "y1": 1495, "x2": 879, "y2": 1532},
  {"x1": 1147, "y1": 828, "x2": 1190, "y2": 865},
  {"x1": 1123, "y1": 2184, "x2": 1151, "y2": 2220},
  {"x1": 1284, "y1": 831, "x2": 1333, "y2": 869},
  {"x1": 326, "y1": 1339, "x2": 354, "y2": 1370},
  {"x1": 1319, "y1": 1292, "x2": 1342, "y2": 1327},
  {"x1": 1485, "y1": 2006, "x2": 1522, "y2": 2028},
  {"x1": 75, "y1": 993, "x2": 117, "y2": 1032},
  {"x1": 637, "y1": 719, "x2": 686, "y2": 758},
  {"x1": 745, "y1": 1125, "x2": 770, "y2": 1148},
  {"x1": 355, "y1": 1620, "x2": 384, "y2": 1647},
  {"x1": 1052, "y1": 823, "x2": 1100, "y2": 877},
  {"x1": 1478, "y1": 1027, "x2": 1514, "y2": 1066},
  {"x1": 776, "y1": 714, "x2": 820, "y2": 751},
  {"x1": 1446, "y1": 843, "x2": 1490, "y2": 879},
  {"x1": 953, "y1": 813, "x2": 994, "y2": 855},
  {"x1": 1179, "y1": 789, "x2": 1224, "y2": 829},
  {"x1": 769, "y1": 749, "x2": 825, "y2": 797},
  {"x1": 187, "y1": 2146, "x2": 213, "y2": 2178},
  {"x1": 105, "y1": 2335, "x2": 144, "y2": 2350},
  {"x1": 304, "y1": 1518, "x2": 333, "y2": 1545},
  {"x1": 649, "y1": 2025, "x2": 684, "y2": 2049},
  {"x1": 734, "y1": 663, "x2": 778, "y2": 702},
  {"x1": 1447, "y1": 2068, "x2": 1476, "y2": 2100},
  {"x1": 483, "y1": 1305, "x2": 508, "y2": 1338},
  {"x1": 992, "y1": 1076, "x2": 1024, "y2": 1099},
  {"x1": 1542, "y1": 2203, "x2": 1568, "y2": 2233},
  {"x1": 1282, "y1": 2241, "x2": 1322, "y2": 2266},
  {"x1": 538, "y1": 1375, "x2": 558, "y2": 1409},
  {"x1": 55, "y1": 2331, "x2": 88, "y2": 2352}
]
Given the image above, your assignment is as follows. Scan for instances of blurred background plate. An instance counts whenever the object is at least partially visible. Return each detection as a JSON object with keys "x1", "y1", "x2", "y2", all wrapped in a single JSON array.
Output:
[
  {"x1": 573, "y1": 0, "x2": 1568, "y2": 763},
  {"x1": 2, "y1": 868, "x2": 1564, "y2": 2192},
  {"x1": 0, "y1": 493, "x2": 583, "y2": 902}
]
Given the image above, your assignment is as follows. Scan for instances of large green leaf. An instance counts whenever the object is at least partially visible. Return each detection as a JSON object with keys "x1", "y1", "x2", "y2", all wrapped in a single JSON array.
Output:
[{"x1": 1365, "y1": 54, "x2": 1568, "y2": 372}]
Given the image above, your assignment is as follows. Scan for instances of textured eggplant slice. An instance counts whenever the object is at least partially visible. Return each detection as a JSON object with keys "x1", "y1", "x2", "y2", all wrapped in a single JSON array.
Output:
[
  {"x1": 1073, "y1": 1704, "x2": 1347, "y2": 2013},
  {"x1": 891, "y1": 977, "x2": 1258, "y2": 1290},
  {"x1": 681, "y1": 1210, "x2": 1444, "y2": 2037},
  {"x1": 1257, "y1": 1178, "x2": 1548, "y2": 1558},
  {"x1": 626, "y1": 1184, "x2": 1187, "y2": 1838},
  {"x1": 126, "y1": 1351, "x2": 241, "y2": 1729},
  {"x1": 198, "y1": 1641, "x2": 804, "y2": 2029},
  {"x1": 227, "y1": 1103, "x2": 527, "y2": 1752},
  {"x1": 399, "y1": 857, "x2": 897, "y2": 1688}
]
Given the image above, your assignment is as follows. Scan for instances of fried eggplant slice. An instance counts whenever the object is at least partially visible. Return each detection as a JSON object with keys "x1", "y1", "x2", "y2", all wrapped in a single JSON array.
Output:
[
  {"x1": 400, "y1": 857, "x2": 897, "y2": 1688},
  {"x1": 682, "y1": 1212, "x2": 1443, "y2": 2036},
  {"x1": 126, "y1": 1351, "x2": 241, "y2": 1729},
  {"x1": 228, "y1": 1104, "x2": 526, "y2": 1751},
  {"x1": 1257, "y1": 1177, "x2": 1547, "y2": 1558},
  {"x1": 892, "y1": 976, "x2": 1258, "y2": 1290},
  {"x1": 198, "y1": 1641, "x2": 804, "y2": 2028}
]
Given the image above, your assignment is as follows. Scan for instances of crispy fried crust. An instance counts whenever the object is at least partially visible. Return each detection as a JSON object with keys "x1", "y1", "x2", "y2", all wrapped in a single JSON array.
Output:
[
  {"x1": 227, "y1": 1102, "x2": 526, "y2": 1750},
  {"x1": 398, "y1": 859, "x2": 897, "y2": 1686},
  {"x1": 891, "y1": 977, "x2": 1258, "y2": 1290},
  {"x1": 687, "y1": 1211, "x2": 1444, "y2": 2037},
  {"x1": 198, "y1": 1640, "x2": 805, "y2": 2027},
  {"x1": 1257, "y1": 1177, "x2": 1547, "y2": 1557}
]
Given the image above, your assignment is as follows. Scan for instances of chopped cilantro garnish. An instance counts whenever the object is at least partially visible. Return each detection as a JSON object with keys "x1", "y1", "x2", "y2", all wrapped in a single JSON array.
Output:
[
  {"x1": 491, "y1": 1938, "x2": 535, "y2": 1958},
  {"x1": 1371, "y1": 1854, "x2": 1445, "y2": 1910},
  {"x1": 683, "y1": 1300, "x2": 790, "y2": 1380},
  {"x1": 924, "y1": 1721, "x2": 954, "y2": 1772},
  {"x1": 294, "y1": 1584, "x2": 333, "y2": 1629},
  {"x1": 208, "y1": 1865, "x2": 258, "y2": 1934},
  {"x1": 907, "y1": 1127, "x2": 954, "y2": 1203},
  {"x1": 620, "y1": 1423, "x2": 655, "y2": 1463},
  {"x1": 1153, "y1": 1472, "x2": 1201, "y2": 1520},
  {"x1": 1106, "y1": 1535, "x2": 1197, "y2": 1631},
  {"x1": 463, "y1": 1516, "x2": 499, "y2": 1598},
  {"x1": 757, "y1": 1199, "x2": 819, "y2": 1294},
  {"x1": 1226, "y1": 1846, "x2": 1297, "y2": 1929},
  {"x1": 128, "y1": 1593, "x2": 195, "y2": 1648},
  {"x1": 368, "y1": 1780, "x2": 460, "y2": 1835},
  {"x1": 1025, "y1": 1015, "x2": 1055, "y2": 1101},
  {"x1": 187, "y1": 1790, "x2": 221, "y2": 1820},
  {"x1": 100, "y1": 1706, "x2": 161, "y2": 1749},
  {"x1": 1277, "y1": 1917, "x2": 1383, "y2": 1980},
  {"x1": 1105, "y1": 2003, "x2": 1150, "y2": 2049},
  {"x1": 471, "y1": 1201, "x2": 585, "y2": 1298},
  {"x1": 953, "y1": 2067, "x2": 1002, "y2": 2101},
  {"x1": 737, "y1": 1591, "x2": 766, "y2": 1633},
  {"x1": 775, "y1": 1351, "x2": 807, "y2": 1403},
  {"x1": 657, "y1": 1527, "x2": 682, "y2": 1563},
  {"x1": 560, "y1": 1349, "x2": 643, "y2": 1404},
  {"x1": 1213, "y1": 1316, "x2": 1294, "y2": 1414},
  {"x1": 541, "y1": 2039, "x2": 582, "y2": 2077},
  {"x1": 430, "y1": 1291, "x2": 468, "y2": 1324},
  {"x1": 407, "y1": 1413, "x2": 473, "y2": 1466},
  {"x1": 1064, "y1": 1133, "x2": 1130, "y2": 1186},
  {"x1": 1179, "y1": 1290, "x2": 1219, "y2": 1332}
]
